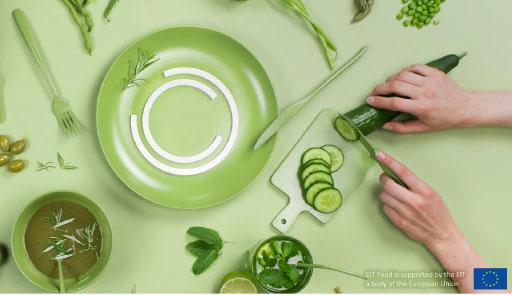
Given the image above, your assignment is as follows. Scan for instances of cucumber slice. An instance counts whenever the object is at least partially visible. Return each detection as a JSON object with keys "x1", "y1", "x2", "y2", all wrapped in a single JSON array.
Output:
[
  {"x1": 301, "y1": 148, "x2": 332, "y2": 167},
  {"x1": 321, "y1": 145, "x2": 344, "y2": 172},
  {"x1": 300, "y1": 163, "x2": 331, "y2": 181},
  {"x1": 313, "y1": 188, "x2": 343, "y2": 213},
  {"x1": 305, "y1": 181, "x2": 332, "y2": 205},
  {"x1": 334, "y1": 116, "x2": 359, "y2": 141},
  {"x1": 303, "y1": 171, "x2": 333, "y2": 189},
  {"x1": 302, "y1": 158, "x2": 330, "y2": 169}
]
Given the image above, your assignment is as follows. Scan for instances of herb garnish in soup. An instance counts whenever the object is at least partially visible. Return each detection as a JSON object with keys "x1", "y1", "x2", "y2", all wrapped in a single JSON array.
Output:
[{"x1": 24, "y1": 200, "x2": 102, "y2": 279}]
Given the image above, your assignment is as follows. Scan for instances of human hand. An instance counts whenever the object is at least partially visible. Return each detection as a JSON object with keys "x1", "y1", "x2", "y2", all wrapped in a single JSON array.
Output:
[
  {"x1": 366, "y1": 64, "x2": 474, "y2": 134},
  {"x1": 375, "y1": 151, "x2": 462, "y2": 250}
]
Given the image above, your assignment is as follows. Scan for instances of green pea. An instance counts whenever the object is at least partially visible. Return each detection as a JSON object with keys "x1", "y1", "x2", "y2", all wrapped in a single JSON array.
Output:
[
  {"x1": 407, "y1": 10, "x2": 414, "y2": 16},
  {"x1": 433, "y1": 19, "x2": 440, "y2": 25},
  {"x1": 416, "y1": 6, "x2": 423, "y2": 11},
  {"x1": 425, "y1": 18, "x2": 432, "y2": 24},
  {"x1": 422, "y1": 10, "x2": 428, "y2": 15},
  {"x1": 0, "y1": 135, "x2": 10, "y2": 153},
  {"x1": 8, "y1": 159, "x2": 25, "y2": 173},
  {"x1": 9, "y1": 140, "x2": 26, "y2": 155},
  {"x1": 402, "y1": 0, "x2": 408, "y2": 3},
  {"x1": 401, "y1": 6, "x2": 409, "y2": 13},
  {"x1": 0, "y1": 154, "x2": 9, "y2": 166},
  {"x1": 412, "y1": 19, "x2": 419, "y2": 25},
  {"x1": 409, "y1": 3, "x2": 416, "y2": 9},
  {"x1": 396, "y1": 13, "x2": 404, "y2": 20}
]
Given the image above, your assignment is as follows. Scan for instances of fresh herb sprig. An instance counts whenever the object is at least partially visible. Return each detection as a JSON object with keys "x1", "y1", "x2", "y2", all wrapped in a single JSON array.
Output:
[
  {"x1": 36, "y1": 161, "x2": 55, "y2": 171},
  {"x1": 256, "y1": 240, "x2": 366, "y2": 290},
  {"x1": 185, "y1": 226, "x2": 224, "y2": 274},
  {"x1": 44, "y1": 209, "x2": 76, "y2": 230},
  {"x1": 122, "y1": 48, "x2": 159, "y2": 90},
  {"x1": 77, "y1": 223, "x2": 98, "y2": 255},
  {"x1": 62, "y1": 0, "x2": 94, "y2": 55},
  {"x1": 104, "y1": 0, "x2": 120, "y2": 21},
  {"x1": 57, "y1": 152, "x2": 78, "y2": 170}
]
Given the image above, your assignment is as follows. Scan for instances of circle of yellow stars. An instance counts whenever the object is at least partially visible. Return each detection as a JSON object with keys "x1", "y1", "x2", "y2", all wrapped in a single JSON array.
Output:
[{"x1": 481, "y1": 270, "x2": 500, "y2": 288}]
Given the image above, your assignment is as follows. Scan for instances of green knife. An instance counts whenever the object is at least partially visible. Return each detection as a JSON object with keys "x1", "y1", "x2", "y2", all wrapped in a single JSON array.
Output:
[
  {"x1": 339, "y1": 114, "x2": 407, "y2": 188},
  {"x1": 0, "y1": 63, "x2": 5, "y2": 123},
  {"x1": 253, "y1": 46, "x2": 368, "y2": 150}
]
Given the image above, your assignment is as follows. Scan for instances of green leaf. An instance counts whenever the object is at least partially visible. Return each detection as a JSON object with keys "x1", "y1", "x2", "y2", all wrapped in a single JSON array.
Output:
[
  {"x1": 186, "y1": 240, "x2": 214, "y2": 257},
  {"x1": 256, "y1": 269, "x2": 295, "y2": 289},
  {"x1": 270, "y1": 241, "x2": 282, "y2": 257},
  {"x1": 280, "y1": 241, "x2": 295, "y2": 259},
  {"x1": 259, "y1": 250, "x2": 277, "y2": 267},
  {"x1": 187, "y1": 227, "x2": 223, "y2": 251},
  {"x1": 192, "y1": 248, "x2": 218, "y2": 275},
  {"x1": 285, "y1": 265, "x2": 300, "y2": 284}
]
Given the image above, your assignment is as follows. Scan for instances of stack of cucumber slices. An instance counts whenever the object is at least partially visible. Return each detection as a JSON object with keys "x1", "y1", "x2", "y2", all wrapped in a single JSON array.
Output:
[{"x1": 299, "y1": 145, "x2": 344, "y2": 213}]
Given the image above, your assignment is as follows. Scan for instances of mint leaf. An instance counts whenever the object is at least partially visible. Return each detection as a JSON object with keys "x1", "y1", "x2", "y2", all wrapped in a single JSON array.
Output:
[
  {"x1": 285, "y1": 265, "x2": 300, "y2": 284},
  {"x1": 257, "y1": 269, "x2": 294, "y2": 289},
  {"x1": 270, "y1": 241, "x2": 282, "y2": 257},
  {"x1": 192, "y1": 248, "x2": 218, "y2": 275},
  {"x1": 281, "y1": 241, "x2": 292, "y2": 258},
  {"x1": 187, "y1": 227, "x2": 223, "y2": 251},
  {"x1": 186, "y1": 240, "x2": 213, "y2": 257},
  {"x1": 258, "y1": 250, "x2": 277, "y2": 267}
]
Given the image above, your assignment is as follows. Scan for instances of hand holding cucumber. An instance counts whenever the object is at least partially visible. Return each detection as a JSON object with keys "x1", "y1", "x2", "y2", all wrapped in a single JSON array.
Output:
[
  {"x1": 367, "y1": 63, "x2": 512, "y2": 133},
  {"x1": 375, "y1": 151, "x2": 487, "y2": 293}
]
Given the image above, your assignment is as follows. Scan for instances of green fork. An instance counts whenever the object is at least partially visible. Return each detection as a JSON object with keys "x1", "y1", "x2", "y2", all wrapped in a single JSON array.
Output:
[{"x1": 13, "y1": 9, "x2": 81, "y2": 138}]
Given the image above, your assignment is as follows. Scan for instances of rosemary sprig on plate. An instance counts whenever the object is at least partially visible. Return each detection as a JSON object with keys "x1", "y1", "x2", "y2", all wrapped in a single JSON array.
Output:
[{"x1": 122, "y1": 48, "x2": 159, "y2": 90}]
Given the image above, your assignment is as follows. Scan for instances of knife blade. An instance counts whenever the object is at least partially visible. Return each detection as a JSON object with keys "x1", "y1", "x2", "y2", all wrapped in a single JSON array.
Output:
[
  {"x1": 253, "y1": 46, "x2": 368, "y2": 150},
  {"x1": 339, "y1": 115, "x2": 407, "y2": 188}
]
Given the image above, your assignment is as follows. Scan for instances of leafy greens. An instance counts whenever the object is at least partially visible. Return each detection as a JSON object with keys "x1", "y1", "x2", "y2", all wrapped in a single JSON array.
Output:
[{"x1": 185, "y1": 226, "x2": 224, "y2": 275}]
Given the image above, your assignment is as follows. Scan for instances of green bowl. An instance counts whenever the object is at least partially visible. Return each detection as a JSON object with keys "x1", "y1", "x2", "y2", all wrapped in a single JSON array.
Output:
[{"x1": 11, "y1": 191, "x2": 112, "y2": 292}]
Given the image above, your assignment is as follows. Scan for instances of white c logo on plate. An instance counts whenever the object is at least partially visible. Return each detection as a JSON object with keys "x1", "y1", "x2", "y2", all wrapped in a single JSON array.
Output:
[{"x1": 130, "y1": 67, "x2": 239, "y2": 176}]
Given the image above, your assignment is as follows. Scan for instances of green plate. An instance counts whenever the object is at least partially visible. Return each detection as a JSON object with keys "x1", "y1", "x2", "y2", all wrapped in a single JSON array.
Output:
[
  {"x1": 11, "y1": 192, "x2": 112, "y2": 292},
  {"x1": 97, "y1": 27, "x2": 277, "y2": 209}
]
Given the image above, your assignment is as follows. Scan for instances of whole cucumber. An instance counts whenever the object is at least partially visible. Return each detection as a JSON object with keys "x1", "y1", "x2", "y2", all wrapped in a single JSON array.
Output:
[{"x1": 339, "y1": 53, "x2": 467, "y2": 136}]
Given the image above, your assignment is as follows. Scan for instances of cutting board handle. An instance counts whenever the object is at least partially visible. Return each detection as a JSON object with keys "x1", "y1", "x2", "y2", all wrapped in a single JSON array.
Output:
[{"x1": 272, "y1": 202, "x2": 302, "y2": 233}]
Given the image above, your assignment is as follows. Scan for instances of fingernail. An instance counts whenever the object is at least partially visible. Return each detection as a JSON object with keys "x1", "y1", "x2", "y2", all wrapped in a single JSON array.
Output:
[
  {"x1": 366, "y1": 96, "x2": 374, "y2": 104},
  {"x1": 375, "y1": 151, "x2": 385, "y2": 161},
  {"x1": 383, "y1": 123, "x2": 394, "y2": 131}
]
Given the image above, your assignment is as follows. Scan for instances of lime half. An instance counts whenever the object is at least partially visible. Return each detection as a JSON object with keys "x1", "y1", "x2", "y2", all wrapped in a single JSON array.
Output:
[{"x1": 220, "y1": 271, "x2": 258, "y2": 293}]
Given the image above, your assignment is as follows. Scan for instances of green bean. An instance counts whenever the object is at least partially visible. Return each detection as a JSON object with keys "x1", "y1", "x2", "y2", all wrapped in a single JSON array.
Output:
[
  {"x1": 104, "y1": 0, "x2": 119, "y2": 21},
  {"x1": 62, "y1": 0, "x2": 93, "y2": 55}
]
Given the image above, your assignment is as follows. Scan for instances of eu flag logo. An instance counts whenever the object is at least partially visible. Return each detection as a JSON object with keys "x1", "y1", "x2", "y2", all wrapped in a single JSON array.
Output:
[{"x1": 474, "y1": 268, "x2": 507, "y2": 290}]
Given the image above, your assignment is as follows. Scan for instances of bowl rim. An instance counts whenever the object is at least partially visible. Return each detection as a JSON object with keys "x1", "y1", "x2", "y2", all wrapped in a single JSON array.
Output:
[{"x1": 10, "y1": 191, "x2": 113, "y2": 292}]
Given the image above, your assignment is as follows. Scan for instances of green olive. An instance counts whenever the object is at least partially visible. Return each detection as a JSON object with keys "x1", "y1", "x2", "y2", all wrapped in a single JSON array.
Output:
[
  {"x1": 10, "y1": 140, "x2": 26, "y2": 154},
  {"x1": 0, "y1": 243, "x2": 8, "y2": 266},
  {"x1": 0, "y1": 154, "x2": 9, "y2": 166},
  {"x1": 0, "y1": 135, "x2": 10, "y2": 153},
  {"x1": 8, "y1": 159, "x2": 25, "y2": 173}
]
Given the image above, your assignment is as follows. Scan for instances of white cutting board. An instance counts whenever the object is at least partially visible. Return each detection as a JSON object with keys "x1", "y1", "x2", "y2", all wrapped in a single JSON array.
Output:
[{"x1": 271, "y1": 109, "x2": 373, "y2": 233}]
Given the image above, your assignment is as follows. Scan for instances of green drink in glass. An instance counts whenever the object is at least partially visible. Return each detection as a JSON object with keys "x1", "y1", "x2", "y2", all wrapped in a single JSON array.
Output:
[
  {"x1": 247, "y1": 235, "x2": 367, "y2": 293},
  {"x1": 247, "y1": 235, "x2": 313, "y2": 293}
]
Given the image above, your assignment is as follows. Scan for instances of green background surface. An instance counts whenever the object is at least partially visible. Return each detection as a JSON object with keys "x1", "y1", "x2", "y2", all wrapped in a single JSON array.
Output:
[{"x1": 0, "y1": 0, "x2": 511, "y2": 292}]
